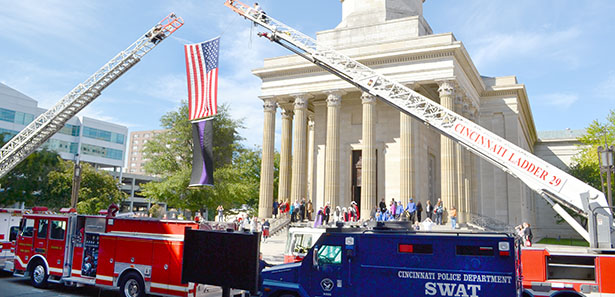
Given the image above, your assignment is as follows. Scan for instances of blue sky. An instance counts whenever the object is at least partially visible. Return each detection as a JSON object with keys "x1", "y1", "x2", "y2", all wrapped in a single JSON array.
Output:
[{"x1": 1, "y1": 0, "x2": 614, "y2": 152}]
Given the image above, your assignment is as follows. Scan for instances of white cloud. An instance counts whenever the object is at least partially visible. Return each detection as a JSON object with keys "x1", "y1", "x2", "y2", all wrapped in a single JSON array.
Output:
[
  {"x1": 0, "y1": 59, "x2": 90, "y2": 109},
  {"x1": 217, "y1": 75, "x2": 264, "y2": 148},
  {"x1": 0, "y1": 1, "x2": 101, "y2": 51},
  {"x1": 535, "y1": 92, "x2": 579, "y2": 109},
  {"x1": 130, "y1": 73, "x2": 187, "y2": 103},
  {"x1": 596, "y1": 72, "x2": 615, "y2": 100},
  {"x1": 77, "y1": 104, "x2": 140, "y2": 129},
  {"x1": 471, "y1": 27, "x2": 582, "y2": 70}
]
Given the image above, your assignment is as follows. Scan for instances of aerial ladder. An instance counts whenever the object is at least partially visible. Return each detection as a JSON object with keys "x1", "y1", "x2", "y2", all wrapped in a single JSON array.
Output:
[
  {"x1": 0, "y1": 13, "x2": 184, "y2": 179},
  {"x1": 225, "y1": 0, "x2": 614, "y2": 249}
]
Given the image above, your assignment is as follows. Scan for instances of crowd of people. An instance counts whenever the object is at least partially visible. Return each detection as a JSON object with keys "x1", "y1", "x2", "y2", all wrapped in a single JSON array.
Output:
[
  {"x1": 273, "y1": 198, "x2": 365, "y2": 227},
  {"x1": 207, "y1": 198, "x2": 533, "y2": 246},
  {"x1": 374, "y1": 197, "x2": 449, "y2": 226}
]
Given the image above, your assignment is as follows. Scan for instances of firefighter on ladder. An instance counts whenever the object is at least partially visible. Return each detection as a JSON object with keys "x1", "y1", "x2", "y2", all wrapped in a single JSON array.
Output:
[{"x1": 147, "y1": 24, "x2": 164, "y2": 44}]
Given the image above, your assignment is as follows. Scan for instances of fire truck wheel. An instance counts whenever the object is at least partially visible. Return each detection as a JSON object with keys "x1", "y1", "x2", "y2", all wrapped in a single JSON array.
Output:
[
  {"x1": 551, "y1": 292, "x2": 583, "y2": 297},
  {"x1": 120, "y1": 271, "x2": 146, "y2": 297},
  {"x1": 30, "y1": 261, "x2": 49, "y2": 288}
]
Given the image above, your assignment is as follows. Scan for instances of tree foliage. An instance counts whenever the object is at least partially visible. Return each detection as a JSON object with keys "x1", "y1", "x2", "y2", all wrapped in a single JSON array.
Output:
[
  {"x1": 569, "y1": 109, "x2": 615, "y2": 206},
  {"x1": 0, "y1": 145, "x2": 61, "y2": 207},
  {"x1": 0, "y1": 132, "x2": 126, "y2": 213},
  {"x1": 46, "y1": 160, "x2": 127, "y2": 214},
  {"x1": 140, "y1": 102, "x2": 273, "y2": 216}
]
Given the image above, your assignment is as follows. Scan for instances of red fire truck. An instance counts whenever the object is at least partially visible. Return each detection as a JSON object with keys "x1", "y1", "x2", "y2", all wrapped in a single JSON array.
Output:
[
  {"x1": 0, "y1": 208, "x2": 24, "y2": 271},
  {"x1": 12, "y1": 210, "x2": 201, "y2": 297},
  {"x1": 520, "y1": 246, "x2": 615, "y2": 296}
]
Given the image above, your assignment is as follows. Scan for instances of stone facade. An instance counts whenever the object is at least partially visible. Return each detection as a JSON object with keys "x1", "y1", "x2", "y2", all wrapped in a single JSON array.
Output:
[
  {"x1": 533, "y1": 130, "x2": 586, "y2": 239},
  {"x1": 252, "y1": 0, "x2": 580, "y2": 238}
]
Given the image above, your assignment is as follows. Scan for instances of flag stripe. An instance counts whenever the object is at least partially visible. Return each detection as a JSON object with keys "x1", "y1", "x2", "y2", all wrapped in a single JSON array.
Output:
[
  {"x1": 196, "y1": 45, "x2": 206, "y2": 120},
  {"x1": 184, "y1": 45, "x2": 194, "y2": 120},
  {"x1": 213, "y1": 68, "x2": 218, "y2": 115},
  {"x1": 207, "y1": 71, "x2": 213, "y2": 117},
  {"x1": 189, "y1": 45, "x2": 199, "y2": 120},
  {"x1": 184, "y1": 38, "x2": 219, "y2": 121}
]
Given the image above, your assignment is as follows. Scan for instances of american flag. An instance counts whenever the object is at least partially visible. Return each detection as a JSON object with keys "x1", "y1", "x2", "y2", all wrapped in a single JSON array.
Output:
[{"x1": 184, "y1": 37, "x2": 219, "y2": 121}]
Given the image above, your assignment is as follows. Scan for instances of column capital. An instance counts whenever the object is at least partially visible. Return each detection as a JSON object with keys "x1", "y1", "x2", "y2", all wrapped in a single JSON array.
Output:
[
  {"x1": 281, "y1": 108, "x2": 294, "y2": 119},
  {"x1": 462, "y1": 102, "x2": 470, "y2": 116},
  {"x1": 436, "y1": 79, "x2": 456, "y2": 96},
  {"x1": 326, "y1": 90, "x2": 345, "y2": 106},
  {"x1": 292, "y1": 93, "x2": 313, "y2": 110},
  {"x1": 262, "y1": 97, "x2": 277, "y2": 112},
  {"x1": 361, "y1": 92, "x2": 376, "y2": 104}
]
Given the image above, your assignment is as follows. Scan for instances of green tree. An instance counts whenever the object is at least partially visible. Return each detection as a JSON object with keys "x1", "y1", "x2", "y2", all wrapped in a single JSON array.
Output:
[
  {"x1": 46, "y1": 160, "x2": 127, "y2": 214},
  {"x1": 0, "y1": 134, "x2": 61, "y2": 207},
  {"x1": 569, "y1": 110, "x2": 615, "y2": 206},
  {"x1": 141, "y1": 102, "x2": 269, "y2": 215}
]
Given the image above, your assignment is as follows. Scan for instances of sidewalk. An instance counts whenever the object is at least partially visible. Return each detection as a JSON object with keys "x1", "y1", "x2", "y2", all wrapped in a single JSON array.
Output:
[{"x1": 260, "y1": 227, "x2": 287, "y2": 264}]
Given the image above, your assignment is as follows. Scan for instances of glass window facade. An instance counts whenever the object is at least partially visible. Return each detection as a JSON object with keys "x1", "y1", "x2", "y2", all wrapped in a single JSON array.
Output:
[
  {"x1": 83, "y1": 126, "x2": 125, "y2": 144},
  {"x1": 81, "y1": 143, "x2": 124, "y2": 160},
  {"x1": 43, "y1": 139, "x2": 78, "y2": 154},
  {"x1": 0, "y1": 108, "x2": 34, "y2": 125},
  {"x1": 0, "y1": 128, "x2": 18, "y2": 141},
  {"x1": 59, "y1": 124, "x2": 80, "y2": 136}
]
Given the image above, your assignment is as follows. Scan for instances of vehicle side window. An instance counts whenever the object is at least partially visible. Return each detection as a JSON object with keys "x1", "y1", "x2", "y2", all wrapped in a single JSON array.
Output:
[
  {"x1": 37, "y1": 219, "x2": 49, "y2": 239},
  {"x1": 293, "y1": 234, "x2": 313, "y2": 254},
  {"x1": 9, "y1": 226, "x2": 19, "y2": 241},
  {"x1": 456, "y1": 245, "x2": 494, "y2": 257},
  {"x1": 50, "y1": 220, "x2": 66, "y2": 240},
  {"x1": 22, "y1": 219, "x2": 35, "y2": 237},
  {"x1": 317, "y1": 245, "x2": 342, "y2": 265}
]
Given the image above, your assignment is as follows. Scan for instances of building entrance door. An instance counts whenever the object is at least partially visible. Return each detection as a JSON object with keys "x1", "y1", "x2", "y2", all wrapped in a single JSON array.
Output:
[{"x1": 351, "y1": 150, "x2": 362, "y2": 210}]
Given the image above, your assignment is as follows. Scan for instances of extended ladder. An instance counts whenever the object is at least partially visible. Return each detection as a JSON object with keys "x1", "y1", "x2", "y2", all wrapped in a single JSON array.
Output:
[
  {"x1": 0, "y1": 13, "x2": 184, "y2": 178},
  {"x1": 225, "y1": 0, "x2": 613, "y2": 248}
]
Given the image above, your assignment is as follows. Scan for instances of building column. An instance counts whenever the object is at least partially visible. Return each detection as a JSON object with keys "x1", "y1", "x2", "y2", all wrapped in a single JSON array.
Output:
[
  {"x1": 324, "y1": 91, "x2": 343, "y2": 208},
  {"x1": 400, "y1": 109, "x2": 415, "y2": 206},
  {"x1": 258, "y1": 98, "x2": 277, "y2": 218},
  {"x1": 307, "y1": 116, "x2": 315, "y2": 204},
  {"x1": 438, "y1": 80, "x2": 457, "y2": 210},
  {"x1": 361, "y1": 92, "x2": 377, "y2": 219},
  {"x1": 290, "y1": 94, "x2": 310, "y2": 203},
  {"x1": 278, "y1": 107, "x2": 293, "y2": 205},
  {"x1": 455, "y1": 92, "x2": 466, "y2": 222},
  {"x1": 469, "y1": 105, "x2": 480, "y2": 214},
  {"x1": 462, "y1": 101, "x2": 472, "y2": 217}
]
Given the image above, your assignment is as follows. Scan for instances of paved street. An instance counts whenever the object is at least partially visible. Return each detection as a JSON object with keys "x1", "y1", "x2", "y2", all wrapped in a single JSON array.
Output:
[
  {"x1": 0, "y1": 229, "x2": 289, "y2": 297},
  {"x1": 0, "y1": 272, "x2": 239, "y2": 297},
  {"x1": 0, "y1": 271, "x2": 119, "y2": 297}
]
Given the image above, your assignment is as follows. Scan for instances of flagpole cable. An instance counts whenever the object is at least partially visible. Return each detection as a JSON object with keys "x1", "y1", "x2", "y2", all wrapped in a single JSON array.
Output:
[{"x1": 219, "y1": 12, "x2": 239, "y2": 38}]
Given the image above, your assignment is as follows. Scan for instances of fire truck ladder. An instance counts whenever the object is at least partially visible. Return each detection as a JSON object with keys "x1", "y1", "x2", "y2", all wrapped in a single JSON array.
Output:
[
  {"x1": 0, "y1": 13, "x2": 184, "y2": 179},
  {"x1": 225, "y1": 0, "x2": 614, "y2": 248}
]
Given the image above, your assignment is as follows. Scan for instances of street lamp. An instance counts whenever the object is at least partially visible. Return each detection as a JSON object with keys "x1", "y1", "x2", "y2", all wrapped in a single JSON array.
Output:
[{"x1": 597, "y1": 144, "x2": 614, "y2": 208}]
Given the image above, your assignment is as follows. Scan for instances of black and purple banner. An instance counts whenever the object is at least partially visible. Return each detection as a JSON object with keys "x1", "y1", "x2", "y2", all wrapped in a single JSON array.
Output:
[{"x1": 190, "y1": 119, "x2": 214, "y2": 186}]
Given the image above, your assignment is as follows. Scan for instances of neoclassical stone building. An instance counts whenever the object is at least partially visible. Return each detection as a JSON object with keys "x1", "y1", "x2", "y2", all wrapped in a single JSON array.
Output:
[{"x1": 254, "y1": 0, "x2": 538, "y2": 229}]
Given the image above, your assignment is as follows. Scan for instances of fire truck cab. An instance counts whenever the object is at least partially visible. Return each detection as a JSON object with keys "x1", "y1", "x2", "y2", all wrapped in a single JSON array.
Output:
[
  {"x1": 284, "y1": 227, "x2": 325, "y2": 263},
  {"x1": 262, "y1": 226, "x2": 522, "y2": 297},
  {"x1": 0, "y1": 208, "x2": 23, "y2": 271},
  {"x1": 13, "y1": 212, "x2": 200, "y2": 297}
]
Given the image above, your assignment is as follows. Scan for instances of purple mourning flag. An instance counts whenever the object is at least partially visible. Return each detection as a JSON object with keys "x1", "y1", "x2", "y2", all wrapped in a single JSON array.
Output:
[{"x1": 190, "y1": 119, "x2": 214, "y2": 186}]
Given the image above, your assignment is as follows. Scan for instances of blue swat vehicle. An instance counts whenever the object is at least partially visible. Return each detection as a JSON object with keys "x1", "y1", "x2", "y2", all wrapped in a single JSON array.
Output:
[{"x1": 260, "y1": 226, "x2": 521, "y2": 297}]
